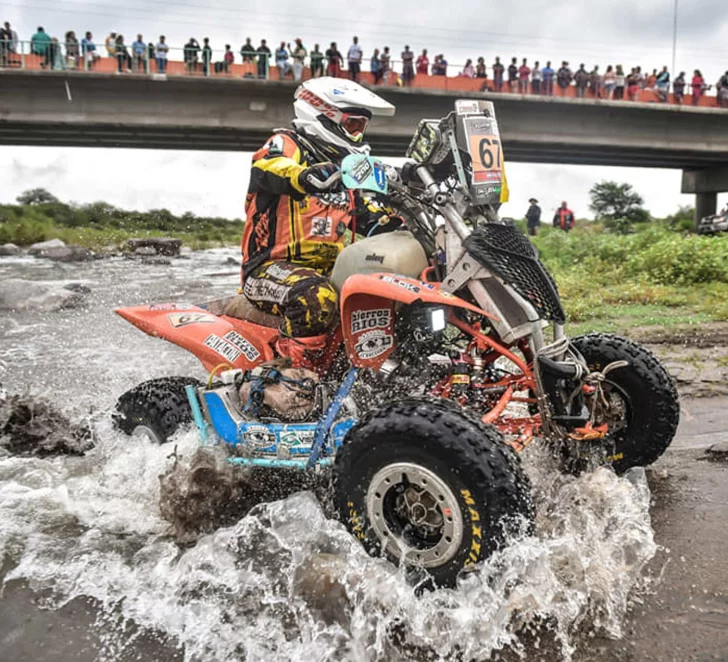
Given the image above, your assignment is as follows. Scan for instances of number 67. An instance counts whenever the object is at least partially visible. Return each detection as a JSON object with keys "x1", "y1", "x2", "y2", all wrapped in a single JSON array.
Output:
[{"x1": 478, "y1": 138, "x2": 501, "y2": 169}]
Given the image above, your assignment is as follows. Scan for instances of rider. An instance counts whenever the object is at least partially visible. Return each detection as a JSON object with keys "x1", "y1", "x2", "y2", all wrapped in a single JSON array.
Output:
[{"x1": 241, "y1": 77, "x2": 398, "y2": 368}]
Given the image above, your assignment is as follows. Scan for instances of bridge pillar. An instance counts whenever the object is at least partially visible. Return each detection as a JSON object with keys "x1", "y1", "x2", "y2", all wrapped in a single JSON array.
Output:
[{"x1": 682, "y1": 167, "x2": 728, "y2": 226}]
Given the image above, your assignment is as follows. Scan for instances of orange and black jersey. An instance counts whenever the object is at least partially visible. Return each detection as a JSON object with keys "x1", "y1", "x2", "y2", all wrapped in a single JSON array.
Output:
[{"x1": 241, "y1": 129, "x2": 395, "y2": 280}]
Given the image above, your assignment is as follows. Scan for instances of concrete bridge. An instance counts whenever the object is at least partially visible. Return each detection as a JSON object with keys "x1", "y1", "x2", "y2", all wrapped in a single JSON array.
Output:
[{"x1": 2, "y1": 70, "x2": 727, "y2": 218}]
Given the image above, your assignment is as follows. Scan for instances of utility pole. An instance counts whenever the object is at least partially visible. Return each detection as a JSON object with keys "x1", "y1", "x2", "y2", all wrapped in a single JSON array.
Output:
[{"x1": 672, "y1": 0, "x2": 678, "y2": 75}]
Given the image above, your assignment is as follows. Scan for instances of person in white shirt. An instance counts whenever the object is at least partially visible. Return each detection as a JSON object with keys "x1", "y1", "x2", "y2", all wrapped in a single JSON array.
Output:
[
  {"x1": 155, "y1": 35, "x2": 169, "y2": 73},
  {"x1": 531, "y1": 60, "x2": 543, "y2": 94},
  {"x1": 347, "y1": 36, "x2": 363, "y2": 82}
]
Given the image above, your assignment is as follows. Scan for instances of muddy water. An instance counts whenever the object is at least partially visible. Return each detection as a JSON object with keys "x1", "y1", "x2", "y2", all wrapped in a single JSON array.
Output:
[{"x1": 0, "y1": 251, "x2": 659, "y2": 661}]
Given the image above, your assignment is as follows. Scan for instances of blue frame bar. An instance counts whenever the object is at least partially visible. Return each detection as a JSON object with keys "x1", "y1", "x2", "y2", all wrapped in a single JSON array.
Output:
[
  {"x1": 185, "y1": 384, "x2": 209, "y2": 444},
  {"x1": 227, "y1": 457, "x2": 333, "y2": 470}
]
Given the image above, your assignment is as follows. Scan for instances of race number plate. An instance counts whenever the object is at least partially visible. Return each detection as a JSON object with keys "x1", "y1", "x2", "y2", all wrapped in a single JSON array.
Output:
[{"x1": 464, "y1": 116, "x2": 503, "y2": 186}]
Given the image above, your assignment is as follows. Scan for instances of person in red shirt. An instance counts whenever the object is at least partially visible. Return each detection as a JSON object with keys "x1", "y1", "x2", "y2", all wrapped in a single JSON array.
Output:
[
  {"x1": 691, "y1": 69, "x2": 705, "y2": 106},
  {"x1": 416, "y1": 48, "x2": 429, "y2": 75},
  {"x1": 553, "y1": 201, "x2": 575, "y2": 232},
  {"x1": 518, "y1": 58, "x2": 531, "y2": 94}
]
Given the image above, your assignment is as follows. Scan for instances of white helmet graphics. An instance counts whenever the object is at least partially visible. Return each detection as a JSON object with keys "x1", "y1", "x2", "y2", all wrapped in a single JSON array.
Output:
[{"x1": 293, "y1": 77, "x2": 395, "y2": 159}]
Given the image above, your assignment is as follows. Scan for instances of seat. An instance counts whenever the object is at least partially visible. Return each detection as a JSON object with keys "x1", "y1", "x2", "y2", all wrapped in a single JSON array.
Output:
[{"x1": 202, "y1": 295, "x2": 281, "y2": 328}]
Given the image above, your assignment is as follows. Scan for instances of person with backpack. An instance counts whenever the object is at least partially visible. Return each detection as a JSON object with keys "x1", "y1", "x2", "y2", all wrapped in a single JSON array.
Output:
[
  {"x1": 553, "y1": 201, "x2": 575, "y2": 232},
  {"x1": 556, "y1": 61, "x2": 573, "y2": 96}
]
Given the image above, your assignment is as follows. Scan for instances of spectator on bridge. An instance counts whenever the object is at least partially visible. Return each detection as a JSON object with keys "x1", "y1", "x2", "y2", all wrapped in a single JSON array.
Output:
[
  {"x1": 105, "y1": 32, "x2": 116, "y2": 57},
  {"x1": 291, "y1": 39, "x2": 307, "y2": 82},
  {"x1": 0, "y1": 24, "x2": 10, "y2": 67},
  {"x1": 461, "y1": 58, "x2": 475, "y2": 78},
  {"x1": 432, "y1": 53, "x2": 448, "y2": 75},
  {"x1": 553, "y1": 201, "x2": 575, "y2": 232},
  {"x1": 492, "y1": 56, "x2": 504, "y2": 91},
  {"x1": 240, "y1": 38, "x2": 255, "y2": 63},
  {"x1": 147, "y1": 41, "x2": 155, "y2": 65},
  {"x1": 275, "y1": 41, "x2": 291, "y2": 79},
  {"x1": 603, "y1": 65, "x2": 616, "y2": 99},
  {"x1": 50, "y1": 37, "x2": 65, "y2": 70},
  {"x1": 201, "y1": 38, "x2": 212, "y2": 76},
  {"x1": 184, "y1": 37, "x2": 199, "y2": 74},
  {"x1": 518, "y1": 58, "x2": 530, "y2": 94},
  {"x1": 627, "y1": 68, "x2": 640, "y2": 100},
  {"x1": 692, "y1": 70, "x2": 705, "y2": 105},
  {"x1": 325, "y1": 42, "x2": 343, "y2": 77},
  {"x1": 401, "y1": 45, "x2": 415, "y2": 86},
  {"x1": 556, "y1": 61, "x2": 572, "y2": 95},
  {"x1": 416, "y1": 49, "x2": 429, "y2": 75},
  {"x1": 531, "y1": 61, "x2": 542, "y2": 94},
  {"x1": 64, "y1": 31, "x2": 79, "y2": 69},
  {"x1": 81, "y1": 32, "x2": 99, "y2": 70},
  {"x1": 380, "y1": 46, "x2": 391, "y2": 84},
  {"x1": 645, "y1": 68, "x2": 657, "y2": 90},
  {"x1": 542, "y1": 61, "x2": 555, "y2": 95},
  {"x1": 717, "y1": 71, "x2": 728, "y2": 108},
  {"x1": 574, "y1": 64, "x2": 588, "y2": 98},
  {"x1": 310, "y1": 44, "x2": 323, "y2": 77},
  {"x1": 256, "y1": 39, "x2": 270, "y2": 78},
  {"x1": 347, "y1": 36, "x2": 362, "y2": 81},
  {"x1": 476, "y1": 57, "x2": 486, "y2": 79},
  {"x1": 589, "y1": 65, "x2": 602, "y2": 98},
  {"x1": 132, "y1": 34, "x2": 146, "y2": 73},
  {"x1": 632, "y1": 66, "x2": 644, "y2": 91},
  {"x1": 217, "y1": 44, "x2": 233, "y2": 74},
  {"x1": 3, "y1": 22, "x2": 18, "y2": 54},
  {"x1": 508, "y1": 57, "x2": 518, "y2": 91},
  {"x1": 115, "y1": 34, "x2": 131, "y2": 73},
  {"x1": 614, "y1": 64, "x2": 625, "y2": 99},
  {"x1": 31, "y1": 26, "x2": 52, "y2": 69},
  {"x1": 156, "y1": 36, "x2": 168, "y2": 73},
  {"x1": 526, "y1": 198, "x2": 541, "y2": 236},
  {"x1": 371, "y1": 48, "x2": 383, "y2": 84},
  {"x1": 655, "y1": 66, "x2": 670, "y2": 102},
  {"x1": 673, "y1": 71, "x2": 686, "y2": 103}
]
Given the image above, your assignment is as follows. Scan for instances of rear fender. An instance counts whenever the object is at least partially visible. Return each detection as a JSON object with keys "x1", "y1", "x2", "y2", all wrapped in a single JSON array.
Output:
[
  {"x1": 340, "y1": 273, "x2": 499, "y2": 369},
  {"x1": 115, "y1": 303, "x2": 277, "y2": 371}
]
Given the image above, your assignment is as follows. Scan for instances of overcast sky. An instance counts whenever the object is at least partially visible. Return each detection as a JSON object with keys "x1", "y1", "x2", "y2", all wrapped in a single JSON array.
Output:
[{"x1": 2, "y1": 0, "x2": 727, "y2": 219}]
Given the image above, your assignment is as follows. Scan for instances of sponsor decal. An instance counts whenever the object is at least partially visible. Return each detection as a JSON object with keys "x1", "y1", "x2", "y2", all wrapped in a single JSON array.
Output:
[
  {"x1": 355, "y1": 329, "x2": 393, "y2": 359},
  {"x1": 332, "y1": 88, "x2": 344, "y2": 95},
  {"x1": 223, "y1": 330, "x2": 261, "y2": 362},
  {"x1": 266, "y1": 135, "x2": 285, "y2": 156},
  {"x1": 351, "y1": 308, "x2": 391, "y2": 334},
  {"x1": 243, "y1": 278, "x2": 288, "y2": 304},
  {"x1": 295, "y1": 88, "x2": 341, "y2": 121},
  {"x1": 265, "y1": 263, "x2": 294, "y2": 280},
  {"x1": 243, "y1": 425, "x2": 276, "y2": 450},
  {"x1": 204, "y1": 333, "x2": 243, "y2": 363},
  {"x1": 379, "y1": 274, "x2": 420, "y2": 293},
  {"x1": 373, "y1": 163, "x2": 386, "y2": 190},
  {"x1": 315, "y1": 190, "x2": 350, "y2": 209},
  {"x1": 365, "y1": 253, "x2": 385, "y2": 264},
  {"x1": 456, "y1": 100, "x2": 480, "y2": 115},
  {"x1": 149, "y1": 303, "x2": 192, "y2": 311},
  {"x1": 350, "y1": 157, "x2": 373, "y2": 184},
  {"x1": 311, "y1": 216, "x2": 333, "y2": 237},
  {"x1": 167, "y1": 312, "x2": 217, "y2": 328},
  {"x1": 280, "y1": 429, "x2": 315, "y2": 448}
]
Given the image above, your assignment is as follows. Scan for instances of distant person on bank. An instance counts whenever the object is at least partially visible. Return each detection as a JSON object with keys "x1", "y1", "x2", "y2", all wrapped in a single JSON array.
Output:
[
  {"x1": 553, "y1": 201, "x2": 575, "y2": 232},
  {"x1": 525, "y1": 198, "x2": 541, "y2": 236}
]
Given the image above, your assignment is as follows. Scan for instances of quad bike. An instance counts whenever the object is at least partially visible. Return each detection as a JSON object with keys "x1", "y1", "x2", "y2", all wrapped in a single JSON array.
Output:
[{"x1": 114, "y1": 99, "x2": 679, "y2": 588}]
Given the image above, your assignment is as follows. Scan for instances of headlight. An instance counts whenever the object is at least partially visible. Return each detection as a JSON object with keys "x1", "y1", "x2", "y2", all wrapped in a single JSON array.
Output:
[{"x1": 429, "y1": 307, "x2": 447, "y2": 333}]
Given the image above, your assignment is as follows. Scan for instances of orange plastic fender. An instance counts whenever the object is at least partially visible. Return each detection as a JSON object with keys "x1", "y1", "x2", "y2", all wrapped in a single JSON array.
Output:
[
  {"x1": 340, "y1": 273, "x2": 499, "y2": 370},
  {"x1": 115, "y1": 303, "x2": 276, "y2": 372}
]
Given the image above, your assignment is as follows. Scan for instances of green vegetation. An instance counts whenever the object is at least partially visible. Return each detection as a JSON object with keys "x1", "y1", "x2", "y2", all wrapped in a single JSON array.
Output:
[
  {"x1": 0, "y1": 189, "x2": 242, "y2": 251},
  {"x1": 589, "y1": 180, "x2": 650, "y2": 234}
]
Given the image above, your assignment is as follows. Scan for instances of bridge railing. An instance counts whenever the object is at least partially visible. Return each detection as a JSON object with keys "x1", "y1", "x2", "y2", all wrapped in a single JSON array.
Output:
[{"x1": 0, "y1": 40, "x2": 722, "y2": 108}]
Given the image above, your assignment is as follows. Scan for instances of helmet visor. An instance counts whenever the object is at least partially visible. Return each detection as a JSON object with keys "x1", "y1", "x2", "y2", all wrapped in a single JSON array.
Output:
[{"x1": 340, "y1": 114, "x2": 369, "y2": 141}]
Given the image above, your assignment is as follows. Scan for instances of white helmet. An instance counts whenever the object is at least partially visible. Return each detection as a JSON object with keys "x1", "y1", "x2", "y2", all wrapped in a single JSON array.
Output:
[{"x1": 293, "y1": 77, "x2": 395, "y2": 159}]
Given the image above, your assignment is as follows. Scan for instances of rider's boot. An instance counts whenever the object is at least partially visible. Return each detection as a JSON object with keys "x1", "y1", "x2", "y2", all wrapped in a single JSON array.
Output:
[{"x1": 275, "y1": 334, "x2": 330, "y2": 373}]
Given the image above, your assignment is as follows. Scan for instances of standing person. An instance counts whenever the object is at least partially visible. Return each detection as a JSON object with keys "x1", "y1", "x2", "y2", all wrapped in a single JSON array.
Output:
[
  {"x1": 437, "y1": 53, "x2": 448, "y2": 75},
  {"x1": 507, "y1": 57, "x2": 518, "y2": 92},
  {"x1": 3, "y1": 22, "x2": 18, "y2": 61},
  {"x1": 370, "y1": 48, "x2": 382, "y2": 84},
  {"x1": 525, "y1": 198, "x2": 541, "y2": 236},
  {"x1": 518, "y1": 58, "x2": 530, "y2": 94},
  {"x1": 627, "y1": 68, "x2": 641, "y2": 101},
  {"x1": 240, "y1": 37, "x2": 256, "y2": 63},
  {"x1": 401, "y1": 45, "x2": 414, "y2": 86},
  {"x1": 81, "y1": 32, "x2": 99, "y2": 70},
  {"x1": 603, "y1": 65, "x2": 616, "y2": 99},
  {"x1": 673, "y1": 71, "x2": 686, "y2": 104},
  {"x1": 115, "y1": 34, "x2": 131, "y2": 73},
  {"x1": 202, "y1": 38, "x2": 212, "y2": 76},
  {"x1": 492, "y1": 56, "x2": 505, "y2": 91},
  {"x1": 461, "y1": 58, "x2": 475, "y2": 78},
  {"x1": 645, "y1": 68, "x2": 657, "y2": 90},
  {"x1": 51, "y1": 37, "x2": 65, "y2": 70},
  {"x1": 222, "y1": 44, "x2": 234, "y2": 74},
  {"x1": 309, "y1": 44, "x2": 323, "y2": 77},
  {"x1": 275, "y1": 41, "x2": 291, "y2": 79},
  {"x1": 347, "y1": 36, "x2": 362, "y2": 81},
  {"x1": 475, "y1": 56, "x2": 486, "y2": 79},
  {"x1": 531, "y1": 60, "x2": 542, "y2": 93},
  {"x1": 147, "y1": 40, "x2": 155, "y2": 67},
  {"x1": 614, "y1": 64, "x2": 625, "y2": 100},
  {"x1": 556, "y1": 61, "x2": 572, "y2": 96},
  {"x1": 156, "y1": 35, "x2": 168, "y2": 74},
  {"x1": 132, "y1": 34, "x2": 146, "y2": 73},
  {"x1": 105, "y1": 31, "x2": 116, "y2": 57},
  {"x1": 590, "y1": 65, "x2": 602, "y2": 98},
  {"x1": 553, "y1": 201, "x2": 575, "y2": 232},
  {"x1": 256, "y1": 39, "x2": 271, "y2": 78},
  {"x1": 691, "y1": 70, "x2": 705, "y2": 105},
  {"x1": 416, "y1": 48, "x2": 429, "y2": 75},
  {"x1": 290, "y1": 39, "x2": 307, "y2": 82},
  {"x1": 64, "y1": 31, "x2": 80, "y2": 68},
  {"x1": 184, "y1": 37, "x2": 200, "y2": 74},
  {"x1": 31, "y1": 26, "x2": 52, "y2": 69},
  {"x1": 574, "y1": 64, "x2": 588, "y2": 98},
  {"x1": 380, "y1": 46, "x2": 391, "y2": 84},
  {"x1": 542, "y1": 61, "x2": 555, "y2": 95},
  {"x1": 655, "y1": 66, "x2": 670, "y2": 102},
  {"x1": 0, "y1": 23, "x2": 9, "y2": 66},
  {"x1": 325, "y1": 42, "x2": 342, "y2": 77},
  {"x1": 717, "y1": 71, "x2": 728, "y2": 109}
]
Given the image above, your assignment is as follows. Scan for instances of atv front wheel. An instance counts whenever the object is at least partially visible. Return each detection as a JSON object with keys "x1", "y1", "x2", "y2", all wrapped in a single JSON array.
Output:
[
  {"x1": 570, "y1": 333, "x2": 679, "y2": 474},
  {"x1": 113, "y1": 376, "x2": 202, "y2": 444},
  {"x1": 333, "y1": 400, "x2": 533, "y2": 588}
]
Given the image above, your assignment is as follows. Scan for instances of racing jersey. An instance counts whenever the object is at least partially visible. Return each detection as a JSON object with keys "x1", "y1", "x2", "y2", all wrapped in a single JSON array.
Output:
[{"x1": 241, "y1": 130, "x2": 392, "y2": 281}]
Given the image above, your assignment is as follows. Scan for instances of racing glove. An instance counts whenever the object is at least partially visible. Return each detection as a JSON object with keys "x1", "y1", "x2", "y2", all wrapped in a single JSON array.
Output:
[{"x1": 297, "y1": 162, "x2": 342, "y2": 194}]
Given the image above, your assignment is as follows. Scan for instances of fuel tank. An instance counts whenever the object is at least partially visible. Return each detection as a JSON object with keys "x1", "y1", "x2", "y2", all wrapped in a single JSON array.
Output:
[{"x1": 330, "y1": 230, "x2": 428, "y2": 291}]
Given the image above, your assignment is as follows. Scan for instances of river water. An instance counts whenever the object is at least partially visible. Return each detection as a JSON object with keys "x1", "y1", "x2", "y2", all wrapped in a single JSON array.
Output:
[{"x1": 0, "y1": 250, "x2": 658, "y2": 662}]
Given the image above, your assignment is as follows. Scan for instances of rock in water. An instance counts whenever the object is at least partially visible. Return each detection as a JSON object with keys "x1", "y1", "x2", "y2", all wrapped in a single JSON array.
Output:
[
  {"x1": 122, "y1": 238, "x2": 182, "y2": 257},
  {"x1": 0, "y1": 278, "x2": 89, "y2": 311},
  {"x1": 706, "y1": 440, "x2": 728, "y2": 461},
  {"x1": 34, "y1": 245, "x2": 94, "y2": 262},
  {"x1": 0, "y1": 243, "x2": 21, "y2": 256},
  {"x1": 27, "y1": 238, "x2": 66, "y2": 255}
]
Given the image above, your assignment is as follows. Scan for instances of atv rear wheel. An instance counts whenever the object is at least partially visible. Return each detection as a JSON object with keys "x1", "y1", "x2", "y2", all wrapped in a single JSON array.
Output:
[
  {"x1": 570, "y1": 333, "x2": 679, "y2": 474},
  {"x1": 333, "y1": 400, "x2": 533, "y2": 588},
  {"x1": 113, "y1": 376, "x2": 202, "y2": 444}
]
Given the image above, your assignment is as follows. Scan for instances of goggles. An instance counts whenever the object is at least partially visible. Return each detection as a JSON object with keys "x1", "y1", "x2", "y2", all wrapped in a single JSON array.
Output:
[{"x1": 340, "y1": 113, "x2": 370, "y2": 142}]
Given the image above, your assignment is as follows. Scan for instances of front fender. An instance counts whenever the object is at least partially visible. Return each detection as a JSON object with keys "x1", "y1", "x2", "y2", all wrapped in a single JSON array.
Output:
[{"x1": 340, "y1": 273, "x2": 498, "y2": 369}]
